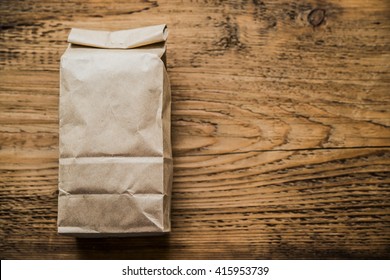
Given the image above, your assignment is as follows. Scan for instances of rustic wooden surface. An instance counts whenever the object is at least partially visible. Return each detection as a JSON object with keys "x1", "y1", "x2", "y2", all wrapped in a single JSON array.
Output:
[{"x1": 1, "y1": 0, "x2": 389, "y2": 259}]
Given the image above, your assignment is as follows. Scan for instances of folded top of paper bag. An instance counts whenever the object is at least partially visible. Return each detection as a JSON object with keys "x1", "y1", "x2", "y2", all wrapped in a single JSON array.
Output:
[{"x1": 67, "y1": 24, "x2": 168, "y2": 49}]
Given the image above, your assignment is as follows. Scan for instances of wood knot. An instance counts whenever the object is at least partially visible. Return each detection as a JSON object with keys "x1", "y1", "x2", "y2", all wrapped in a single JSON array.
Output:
[{"x1": 308, "y1": 8, "x2": 326, "y2": 27}]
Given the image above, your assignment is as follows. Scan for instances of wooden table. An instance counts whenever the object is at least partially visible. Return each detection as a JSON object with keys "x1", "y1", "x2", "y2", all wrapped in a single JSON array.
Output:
[{"x1": 1, "y1": 0, "x2": 389, "y2": 259}]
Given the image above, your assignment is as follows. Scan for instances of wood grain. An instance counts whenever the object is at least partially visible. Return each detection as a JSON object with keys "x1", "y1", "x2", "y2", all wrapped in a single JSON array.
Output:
[{"x1": 1, "y1": 0, "x2": 389, "y2": 259}]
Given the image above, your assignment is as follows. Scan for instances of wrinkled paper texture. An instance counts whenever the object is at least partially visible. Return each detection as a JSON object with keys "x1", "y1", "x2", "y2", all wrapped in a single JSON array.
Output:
[{"x1": 57, "y1": 24, "x2": 172, "y2": 237}]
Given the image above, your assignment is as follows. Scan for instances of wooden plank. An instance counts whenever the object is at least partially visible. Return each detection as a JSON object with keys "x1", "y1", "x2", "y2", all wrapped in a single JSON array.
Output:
[
  {"x1": 1, "y1": 148, "x2": 389, "y2": 259},
  {"x1": 0, "y1": 0, "x2": 389, "y2": 259},
  {"x1": 1, "y1": 69, "x2": 389, "y2": 155}
]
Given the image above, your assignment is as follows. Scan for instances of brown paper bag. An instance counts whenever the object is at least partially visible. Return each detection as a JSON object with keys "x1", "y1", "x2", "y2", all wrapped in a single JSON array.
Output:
[{"x1": 57, "y1": 24, "x2": 172, "y2": 237}]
